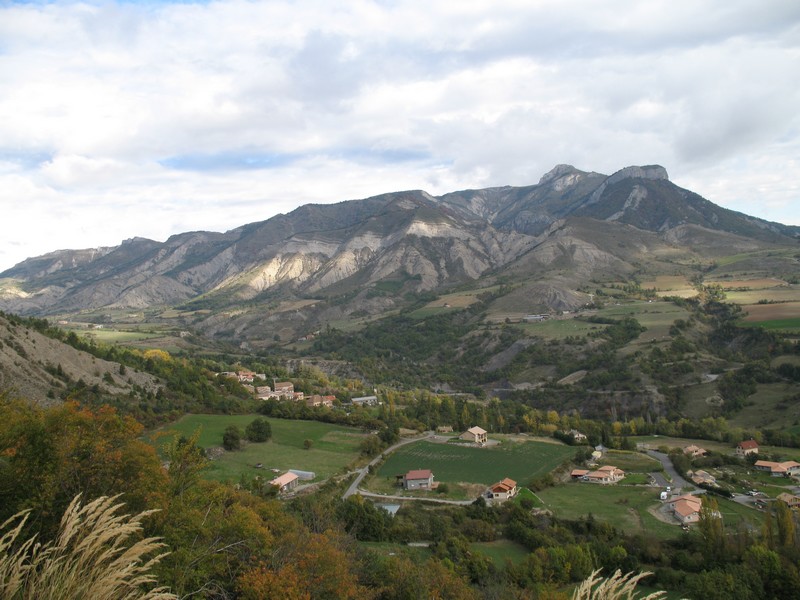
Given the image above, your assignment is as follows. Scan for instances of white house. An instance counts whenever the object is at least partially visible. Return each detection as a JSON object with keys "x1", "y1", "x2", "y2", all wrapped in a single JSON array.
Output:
[
  {"x1": 403, "y1": 469, "x2": 434, "y2": 490},
  {"x1": 487, "y1": 478, "x2": 518, "y2": 502}
]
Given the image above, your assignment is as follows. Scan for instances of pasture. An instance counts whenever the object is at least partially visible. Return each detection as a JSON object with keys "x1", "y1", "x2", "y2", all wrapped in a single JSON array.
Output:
[
  {"x1": 371, "y1": 439, "x2": 575, "y2": 490},
  {"x1": 537, "y1": 483, "x2": 763, "y2": 540},
  {"x1": 598, "y1": 450, "x2": 662, "y2": 473},
  {"x1": 146, "y1": 414, "x2": 368, "y2": 482}
]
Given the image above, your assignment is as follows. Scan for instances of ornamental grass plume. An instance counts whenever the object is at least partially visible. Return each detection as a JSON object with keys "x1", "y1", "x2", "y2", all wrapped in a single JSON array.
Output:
[
  {"x1": 0, "y1": 494, "x2": 175, "y2": 600},
  {"x1": 571, "y1": 569, "x2": 667, "y2": 600}
]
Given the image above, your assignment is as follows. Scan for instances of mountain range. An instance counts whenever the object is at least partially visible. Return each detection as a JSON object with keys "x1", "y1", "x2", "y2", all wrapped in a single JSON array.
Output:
[{"x1": 1, "y1": 164, "x2": 798, "y2": 346}]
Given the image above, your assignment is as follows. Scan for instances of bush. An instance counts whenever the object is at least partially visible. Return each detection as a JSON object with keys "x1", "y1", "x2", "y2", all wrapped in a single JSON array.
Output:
[
  {"x1": 245, "y1": 418, "x2": 272, "y2": 443},
  {"x1": 223, "y1": 425, "x2": 242, "y2": 451}
]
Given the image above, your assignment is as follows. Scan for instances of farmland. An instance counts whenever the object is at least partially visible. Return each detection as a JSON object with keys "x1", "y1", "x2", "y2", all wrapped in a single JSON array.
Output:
[
  {"x1": 369, "y1": 439, "x2": 575, "y2": 495},
  {"x1": 146, "y1": 414, "x2": 368, "y2": 482}
]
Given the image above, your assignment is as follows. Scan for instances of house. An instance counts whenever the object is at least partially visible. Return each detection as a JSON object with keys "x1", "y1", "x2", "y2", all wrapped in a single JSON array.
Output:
[
  {"x1": 583, "y1": 465, "x2": 625, "y2": 484},
  {"x1": 487, "y1": 478, "x2": 518, "y2": 502},
  {"x1": 667, "y1": 494, "x2": 704, "y2": 525},
  {"x1": 776, "y1": 492, "x2": 800, "y2": 509},
  {"x1": 273, "y1": 381, "x2": 294, "y2": 395},
  {"x1": 567, "y1": 429, "x2": 587, "y2": 442},
  {"x1": 594, "y1": 444, "x2": 608, "y2": 456},
  {"x1": 753, "y1": 460, "x2": 800, "y2": 477},
  {"x1": 255, "y1": 386, "x2": 272, "y2": 399},
  {"x1": 305, "y1": 394, "x2": 335, "y2": 408},
  {"x1": 688, "y1": 469, "x2": 717, "y2": 486},
  {"x1": 570, "y1": 469, "x2": 590, "y2": 479},
  {"x1": 352, "y1": 395, "x2": 379, "y2": 407},
  {"x1": 684, "y1": 445, "x2": 707, "y2": 458},
  {"x1": 460, "y1": 426, "x2": 488, "y2": 444},
  {"x1": 403, "y1": 469, "x2": 434, "y2": 490},
  {"x1": 736, "y1": 439, "x2": 759, "y2": 457},
  {"x1": 269, "y1": 472, "x2": 299, "y2": 493}
]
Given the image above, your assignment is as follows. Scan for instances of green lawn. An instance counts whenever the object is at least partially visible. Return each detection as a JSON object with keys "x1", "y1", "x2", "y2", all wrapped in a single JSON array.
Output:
[
  {"x1": 373, "y1": 439, "x2": 575, "y2": 487},
  {"x1": 536, "y1": 484, "x2": 679, "y2": 539},
  {"x1": 146, "y1": 414, "x2": 368, "y2": 482}
]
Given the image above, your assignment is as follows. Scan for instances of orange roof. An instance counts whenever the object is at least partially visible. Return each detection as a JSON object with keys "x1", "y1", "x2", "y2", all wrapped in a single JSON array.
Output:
[
  {"x1": 491, "y1": 478, "x2": 517, "y2": 493},
  {"x1": 270, "y1": 472, "x2": 298, "y2": 487},
  {"x1": 405, "y1": 469, "x2": 433, "y2": 480},
  {"x1": 738, "y1": 440, "x2": 759, "y2": 449},
  {"x1": 571, "y1": 469, "x2": 590, "y2": 477}
]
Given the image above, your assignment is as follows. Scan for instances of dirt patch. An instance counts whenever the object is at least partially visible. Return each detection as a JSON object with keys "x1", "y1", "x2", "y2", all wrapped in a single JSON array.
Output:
[{"x1": 647, "y1": 504, "x2": 679, "y2": 526}]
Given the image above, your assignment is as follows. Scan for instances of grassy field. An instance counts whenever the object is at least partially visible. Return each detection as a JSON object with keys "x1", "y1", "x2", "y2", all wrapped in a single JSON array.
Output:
[
  {"x1": 727, "y1": 382, "x2": 800, "y2": 430},
  {"x1": 536, "y1": 484, "x2": 679, "y2": 539},
  {"x1": 515, "y1": 300, "x2": 690, "y2": 344},
  {"x1": 370, "y1": 439, "x2": 575, "y2": 491},
  {"x1": 599, "y1": 450, "x2": 663, "y2": 473},
  {"x1": 632, "y1": 435, "x2": 800, "y2": 461},
  {"x1": 146, "y1": 414, "x2": 368, "y2": 482},
  {"x1": 538, "y1": 483, "x2": 764, "y2": 540}
]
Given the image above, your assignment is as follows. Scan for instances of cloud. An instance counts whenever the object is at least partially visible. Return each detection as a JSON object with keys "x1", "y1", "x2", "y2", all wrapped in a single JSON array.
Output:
[{"x1": 0, "y1": 0, "x2": 798, "y2": 271}]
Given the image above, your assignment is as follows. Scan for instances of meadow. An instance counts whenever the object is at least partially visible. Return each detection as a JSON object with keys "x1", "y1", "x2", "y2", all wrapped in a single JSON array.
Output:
[
  {"x1": 371, "y1": 439, "x2": 575, "y2": 491},
  {"x1": 537, "y1": 483, "x2": 764, "y2": 540},
  {"x1": 146, "y1": 414, "x2": 368, "y2": 482}
]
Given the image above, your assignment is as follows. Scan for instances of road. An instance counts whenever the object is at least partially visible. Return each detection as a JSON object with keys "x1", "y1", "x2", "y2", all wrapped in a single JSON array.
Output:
[
  {"x1": 646, "y1": 450, "x2": 696, "y2": 493},
  {"x1": 342, "y1": 431, "x2": 435, "y2": 499}
]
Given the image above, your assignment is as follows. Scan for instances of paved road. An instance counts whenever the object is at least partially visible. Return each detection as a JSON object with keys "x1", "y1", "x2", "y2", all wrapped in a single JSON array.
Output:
[
  {"x1": 646, "y1": 450, "x2": 696, "y2": 493},
  {"x1": 342, "y1": 431, "x2": 435, "y2": 499}
]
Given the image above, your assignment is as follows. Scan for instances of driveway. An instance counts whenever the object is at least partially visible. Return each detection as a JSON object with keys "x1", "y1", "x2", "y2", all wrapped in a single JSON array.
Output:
[{"x1": 646, "y1": 450, "x2": 696, "y2": 493}]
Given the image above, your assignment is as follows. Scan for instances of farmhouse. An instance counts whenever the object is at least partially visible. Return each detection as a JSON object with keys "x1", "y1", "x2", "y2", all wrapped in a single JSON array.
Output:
[
  {"x1": 736, "y1": 439, "x2": 759, "y2": 457},
  {"x1": 566, "y1": 429, "x2": 587, "y2": 442},
  {"x1": 486, "y1": 478, "x2": 518, "y2": 503},
  {"x1": 269, "y1": 472, "x2": 299, "y2": 493},
  {"x1": 403, "y1": 469, "x2": 434, "y2": 491},
  {"x1": 306, "y1": 394, "x2": 335, "y2": 408},
  {"x1": 684, "y1": 445, "x2": 707, "y2": 458},
  {"x1": 352, "y1": 395, "x2": 379, "y2": 407},
  {"x1": 753, "y1": 460, "x2": 800, "y2": 477},
  {"x1": 570, "y1": 469, "x2": 590, "y2": 479},
  {"x1": 776, "y1": 492, "x2": 800, "y2": 509},
  {"x1": 460, "y1": 426, "x2": 488, "y2": 444},
  {"x1": 583, "y1": 465, "x2": 625, "y2": 484},
  {"x1": 667, "y1": 494, "x2": 703, "y2": 525}
]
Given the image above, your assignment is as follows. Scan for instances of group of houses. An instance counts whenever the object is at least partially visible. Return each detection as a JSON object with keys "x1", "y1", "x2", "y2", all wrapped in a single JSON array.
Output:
[
  {"x1": 570, "y1": 465, "x2": 626, "y2": 484},
  {"x1": 396, "y1": 426, "x2": 518, "y2": 504},
  {"x1": 753, "y1": 459, "x2": 800, "y2": 477}
]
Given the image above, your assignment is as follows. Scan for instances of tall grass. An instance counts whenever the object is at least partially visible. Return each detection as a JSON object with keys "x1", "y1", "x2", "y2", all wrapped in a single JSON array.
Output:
[
  {"x1": 572, "y1": 569, "x2": 668, "y2": 600},
  {"x1": 0, "y1": 495, "x2": 175, "y2": 600}
]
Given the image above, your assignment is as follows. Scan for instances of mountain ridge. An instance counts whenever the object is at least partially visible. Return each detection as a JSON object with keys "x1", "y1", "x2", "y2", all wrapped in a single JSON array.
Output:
[{"x1": 1, "y1": 165, "x2": 798, "y2": 339}]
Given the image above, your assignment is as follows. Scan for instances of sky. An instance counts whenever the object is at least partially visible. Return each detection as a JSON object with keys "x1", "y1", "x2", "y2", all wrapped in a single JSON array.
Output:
[{"x1": 1, "y1": 0, "x2": 799, "y2": 271}]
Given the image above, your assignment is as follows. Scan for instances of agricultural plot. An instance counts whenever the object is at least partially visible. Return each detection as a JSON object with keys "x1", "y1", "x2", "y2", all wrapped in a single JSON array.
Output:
[
  {"x1": 639, "y1": 275, "x2": 694, "y2": 295},
  {"x1": 739, "y1": 301, "x2": 800, "y2": 333},
  {"x1": 471, "y1": 540, "x2": 530, "y2": 566},
  {"x1": 372, "y1": 439, "x2": 575, "y2": 488},
  {"x1": 727, "y1": 382, "x2": 800, "y2": 431},
  {"x1": 146, "y1": 414, "x2": 367, "y2": 482}
]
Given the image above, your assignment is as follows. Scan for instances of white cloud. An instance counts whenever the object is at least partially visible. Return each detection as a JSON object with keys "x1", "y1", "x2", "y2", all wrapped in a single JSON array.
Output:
[{"x1": 0, "y1": 0, "x2": 798, "y2": 271}]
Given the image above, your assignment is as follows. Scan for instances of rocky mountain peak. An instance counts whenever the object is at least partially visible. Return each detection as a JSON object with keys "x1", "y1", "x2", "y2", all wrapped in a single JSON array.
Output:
[
  {"x1": 607, "y1": 165, "x2": 669, "y2": 185},
  {"x1": 538, "y1": 164, "x2": 578, "y2": 185}
]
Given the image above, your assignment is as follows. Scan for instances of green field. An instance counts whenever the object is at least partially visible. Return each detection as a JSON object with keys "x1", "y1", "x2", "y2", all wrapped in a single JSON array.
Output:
[
  {"x1": 372, "y1": 440, "x2": 575, "y2": 489},
  {"x1": 599, "y1": 450, "x2": 663, "y2": 473},
  {"x1": 146, "y1": 414, "x2": 368, "y2": 482},
  {"x1": 537, "y1": 484, "x2": 679, "y2": 539}
]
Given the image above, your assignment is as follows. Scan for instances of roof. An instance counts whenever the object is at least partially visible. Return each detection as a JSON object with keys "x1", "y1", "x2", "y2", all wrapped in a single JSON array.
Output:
[
  {"x1": 672, "y1": 499, "x2": 702, "y2": 518},
  {"x1": 467, "y1": 426, "x2": 487, "y2": 435},
  {"x1": 738, "y1": 439, "x2": 759, "y2": 449},
  {"x1": 571, "y1": 469, "x2": 590, "y2": 477},
  {"x1": 405, "y1": 469, "x2": 433, "y2": 480},
  {"x1": 490, "y1": 478, "x2": 517, "y2": 492},
  {"x1": 777, "y1": 493, "x2": 800, "y2": 504},
  {"x1": 270, "y1": 472, "x2": 299, "y2": 487},
  {"x1": 684, "y1": 445, "x2": 706, "y2": 454}
]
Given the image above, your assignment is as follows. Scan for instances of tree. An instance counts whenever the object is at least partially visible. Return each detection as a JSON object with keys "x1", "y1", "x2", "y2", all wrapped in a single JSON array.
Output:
[
  {"x1": 223, "y1": 425, "x2": 242, "y2": 451},
  {"x1": 303, "y1": 439, "x2": 313, "y2": 450},
  {"x1": 245, "y1": 418, "x2": 272, "y2": 443}
]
